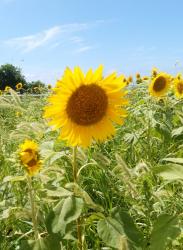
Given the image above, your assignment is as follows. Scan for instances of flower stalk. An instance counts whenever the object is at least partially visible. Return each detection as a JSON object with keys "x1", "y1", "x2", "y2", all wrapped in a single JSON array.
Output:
[
  {"x1": 72, "y1": 146, "x2": 83, "y2": 250},
  {"x1": 27, "y1": 175, "x2": 39, "y2": 240}
]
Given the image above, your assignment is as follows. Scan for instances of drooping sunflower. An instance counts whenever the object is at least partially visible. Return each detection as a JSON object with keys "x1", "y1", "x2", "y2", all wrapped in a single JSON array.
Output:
[
  {"x1": 19, "y1": 140, "x2": 41, "y2": 176},
  {"x1": 174, "y1": 78, "x2": 183, "y2": 98},
  {"x1": 44, "y1": 65, "x2": 128, "y2": 147},
  {"x1": 149, "y1": 73, "x2": 170, "y2": 97},
  {"x1": 16, "y1": 82, "x2": 23, "y2": 90}
]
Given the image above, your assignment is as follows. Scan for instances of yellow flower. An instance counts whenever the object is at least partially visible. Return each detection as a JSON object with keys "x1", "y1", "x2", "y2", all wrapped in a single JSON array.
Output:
[
  {"x1": 136, "y1": 73, "x2": 141, "y2": 79},
  {"x1": 16, "y1": 82, "x2": 23, "y2": 90},
  {"x1": 176, "y1": 73, "x2": 182, "y2": 80},
  {"x1": 5, "y1": 86, "x2": 11, "y2": 92},
  {"x1": 16, "y1": 111, "x2": 22, "y2": 117},
  {"x1": 143, "y1": 76, "x2": 149, "y2": 81},
  {"x1": 151, "y1": 67, "x2": 158, "y2": 77},
  {"x1": 127, "y1": 76, "x2": 133, "y2": 83},
  {"x1": 149, "y1": 73, "x2": 170, "y2": 97},
  {"x1": 19, "y1": 140, "x2": 41, "y2": 176},
  {"x1": 44, "y1": 65, "x2": 128, "y2": 147},
  {"x1": 174, "y1": 78, "x2": 183, "y2": 98}
]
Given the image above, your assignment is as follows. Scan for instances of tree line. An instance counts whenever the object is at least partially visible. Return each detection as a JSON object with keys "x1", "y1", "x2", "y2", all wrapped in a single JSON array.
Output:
[{"x1": 0, "y1": 64, "x2": 47, "y2": 93}]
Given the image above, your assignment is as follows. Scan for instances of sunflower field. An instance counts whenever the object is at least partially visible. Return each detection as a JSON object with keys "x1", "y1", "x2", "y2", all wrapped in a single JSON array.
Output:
[{"x1": 0, "y1": 66, "x2": 183, "y2": 250}]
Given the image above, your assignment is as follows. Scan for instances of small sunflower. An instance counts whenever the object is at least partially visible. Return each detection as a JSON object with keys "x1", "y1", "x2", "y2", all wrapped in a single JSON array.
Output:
[
  {"x1": 142, "y1": 76, "x2": 149, "y2": 81},
  {"x1": 149, "y1": 73, "x2": 170, "y2": 97},
  {"x1": 151, "y1": 67, "x2": 158, "y2": 78},
  {"x1": 127, "y1": 76, "x2": 133, "y2": 83},
  {"x1": 136, "y1": 73, "x2": 141, "y2": 79},
  {"x1": 16, "y1": 82, "x2": 23, "y2": 90},
  {"x1": 5, "y1": 86, "x2": 11, "y2": 92},
  {"x1": 44, "y1": 65, "x2": 128, "y2": 147},
  {"x1": 19, "y1": 140, "x2": 41, "y2": 176},
  {"x1": 175, "y1": 73, "x2": 182, "y2": 80},
  {"x1": 174, "y1": 78, "x2": 183, "y2": 98}
]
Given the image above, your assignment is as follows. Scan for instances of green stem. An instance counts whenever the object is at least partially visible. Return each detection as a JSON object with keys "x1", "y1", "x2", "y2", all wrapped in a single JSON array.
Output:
[
  {"x1": 72, "y1": 146, "x2": 83, "y2": 250},
  {"x1": 27, "y1": 175, "x2": 39, "y2": 240}
]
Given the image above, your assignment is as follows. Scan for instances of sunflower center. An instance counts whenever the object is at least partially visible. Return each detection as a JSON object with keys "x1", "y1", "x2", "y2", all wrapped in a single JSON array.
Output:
[
  {"x1": 177, "y1": 82, "x2": 183, "y2": 94},
  {"x1": 27, "y1": 158, "x2": 37, "y2": 167},
  {"x1": 153, "y1": 76, "x2": 166, "y2": 92},
  {"x1": 66, "y1": 84, "x2": 108, "y2": 125}
]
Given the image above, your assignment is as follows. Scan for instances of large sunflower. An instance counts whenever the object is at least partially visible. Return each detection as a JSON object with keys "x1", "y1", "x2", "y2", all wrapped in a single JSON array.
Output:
[
  {"x1": 19, "y1": 140, "x2": 41, "y2": 176},
  {"x1": 149, "y1": 73, "x2": 170, "y2": 97},
  {"x1": 44, "y1": 65, "x2": 128, "y2": 147},
  {"x1": 174, "y1": 78, "x2": 183, "y2": 98}
]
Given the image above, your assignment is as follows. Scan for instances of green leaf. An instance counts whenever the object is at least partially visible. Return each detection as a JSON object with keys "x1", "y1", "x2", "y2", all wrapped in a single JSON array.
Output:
[
  {"x1": 97, "y1": 217, "x2": 128, "y2": 250},
  {"x1": 3, "y1": 175, "x2": 25, "y2": 183},
  {"x1": 46, "y1": 187, "x2": 73, "y2": 198},
  {"x1": 52, "y1": 196, "x2": 84, "y2": 234},
  {"x1": 155, "y1": 164, "x2": 183, "y2": 180},
  {"x1": 149, "y1": 214, "x2": 181, "y2": 250},
  {"x1": 111, "y1": 207, "x2": 144, "y2": 248}
]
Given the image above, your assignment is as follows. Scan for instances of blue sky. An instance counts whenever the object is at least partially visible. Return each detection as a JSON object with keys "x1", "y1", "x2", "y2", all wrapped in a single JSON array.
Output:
[{"x1": 0, "y1": 0, "x2": 183, "y2": 84}]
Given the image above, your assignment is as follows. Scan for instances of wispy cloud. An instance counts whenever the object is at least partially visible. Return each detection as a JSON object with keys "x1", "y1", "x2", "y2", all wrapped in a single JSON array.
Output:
[
  {"x1": 5, "y1": 26, "x2": 61, "y2": 53},
  {"x1": 3, "y1": 20, "x2": 107, "y2": 54},
  {"x1": 75, "y1": 46, "x2": 93, "y2": 53}
]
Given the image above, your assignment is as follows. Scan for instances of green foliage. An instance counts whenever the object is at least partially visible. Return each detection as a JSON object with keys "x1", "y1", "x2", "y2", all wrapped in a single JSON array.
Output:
[
  {"x1": 149, "y1": 214, "x2": 181, "y2": 250},
  {"x1": 0, "y1": 85, "x2": 183, "y2": 249},
  {"x1": 26, "y1": 81, "x2": 47, "y2": 94}
]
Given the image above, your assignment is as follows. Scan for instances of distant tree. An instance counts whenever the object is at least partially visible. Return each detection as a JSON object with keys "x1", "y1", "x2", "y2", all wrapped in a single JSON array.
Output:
[{"x1": 0, "y1": 64, "x2": 27, "y2": 90}]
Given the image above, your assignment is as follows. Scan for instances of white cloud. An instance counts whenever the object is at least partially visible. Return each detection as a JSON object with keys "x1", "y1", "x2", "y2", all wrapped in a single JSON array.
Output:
[
  {"x1": 4, "y1": 22, "x2": 93, "y2": 53},
  {"x1": 4, "y1": 20, "x2": 105, "y2": 54},
  {"x1": 5, "y1": 26, "x2": 61, "y2": 53}
]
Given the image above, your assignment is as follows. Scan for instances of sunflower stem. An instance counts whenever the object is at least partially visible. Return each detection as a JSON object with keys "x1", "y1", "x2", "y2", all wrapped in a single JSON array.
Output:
[
  {"x1": 27, "y1": 175, "x2": 39, "y2": 241},
  {"x1": 72, "y1": 146, "x2": 83, "y2": 250}
]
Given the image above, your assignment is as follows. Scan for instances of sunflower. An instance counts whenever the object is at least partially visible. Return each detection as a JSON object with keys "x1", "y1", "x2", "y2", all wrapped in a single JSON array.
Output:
[
  {"x1": 136, "y1": 73, "x2": 141, "y2": 79},
  {"x1": 174, "y1": 78, "x2": 183, "y2": 98},
  {"x1": 127, "y1": 76, "x2": 133, "y2": 83},
  {"x1": 176, "y1": 73, "x2": 182, "y2": 80},
  {"x1": 19, "y1": 140, "x2": 41, "y2": 176},
  {"x1": 151, "y1": 67, "x2": 158, "y2": 78},
  {"x1": 16, "y1": 82, "x2": 23, "y2": 90},
  {"x1": 142, "y1": 76, "x2": 149, "y2": 81},
  {"x1": 5, "y1": 86, "x2": 11, "y2": 92},
  {"x1": 44, "y1": 65, "x2": 128, "y2": 147},
  {"x1": 149, "y1": 73, "x2": 170, "y2": 97}
]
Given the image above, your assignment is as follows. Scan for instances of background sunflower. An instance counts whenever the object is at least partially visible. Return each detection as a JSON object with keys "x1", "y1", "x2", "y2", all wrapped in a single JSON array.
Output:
[
  {"x1": 174, "y1": 78, "x2": 183, "y2": 98},
  {"x1": 149, "y1": 73, "x2": 170, "y2": 97}
]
